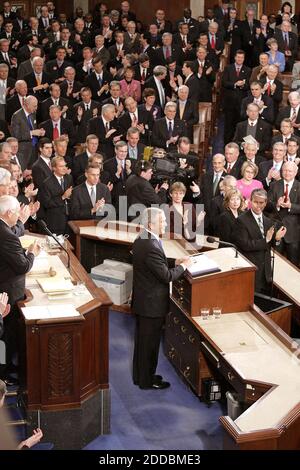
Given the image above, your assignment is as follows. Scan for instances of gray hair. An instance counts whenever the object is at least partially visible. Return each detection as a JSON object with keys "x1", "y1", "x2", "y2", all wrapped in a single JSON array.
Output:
[
  {"x1": 153, "y1": 65, "x2": 167, "y2": 77},
  {"x1": 0, "y1": 195, "x2": 20, "y2": 214},
  {"x1": 141, "y1": 207, "x2": 164, "y2": 228},
  {"x1": 0, "y1": 168, "x2": 11, "y2": 186}
]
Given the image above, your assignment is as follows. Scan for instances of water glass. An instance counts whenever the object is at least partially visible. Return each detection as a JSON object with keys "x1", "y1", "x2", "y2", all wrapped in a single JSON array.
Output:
[
  {"x1": 200, "y1": 308, "x2": 210, "y2": 320},
  {"x1": 213, "y1": 307, "x2": 222, "y2": 319}
]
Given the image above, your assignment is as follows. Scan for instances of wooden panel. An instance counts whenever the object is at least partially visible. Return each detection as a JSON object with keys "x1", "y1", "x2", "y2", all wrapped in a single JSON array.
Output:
[{"x1": 89, "y1": 0, "x2": 190, "y2": 26}]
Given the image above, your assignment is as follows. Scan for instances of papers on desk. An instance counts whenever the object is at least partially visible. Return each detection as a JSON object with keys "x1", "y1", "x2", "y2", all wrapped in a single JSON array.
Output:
[
  {"x1": 22, "y1": 304, "x2": 80, "y2": 320},
  {"x1": 28, "y1": 250, "x2": 49, "y2": 275},
  {"x1": 37, "y1": 277, "x2": 74, "y2": 294},
  {"x1": 187, "y1": 254, "x2": 221, "y2": 277},
  {"x1": 20, "y1": 235, "x2": 42, "y2": 249}
]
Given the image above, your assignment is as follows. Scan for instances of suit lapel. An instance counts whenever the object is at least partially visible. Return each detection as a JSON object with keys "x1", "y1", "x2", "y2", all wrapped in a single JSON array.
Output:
[{"x1": 248, "y1": 211, "x2": 264, "y2": 239}]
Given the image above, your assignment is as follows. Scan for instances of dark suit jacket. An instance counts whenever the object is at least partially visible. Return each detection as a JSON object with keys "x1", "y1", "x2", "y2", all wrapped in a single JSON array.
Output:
[
  {"x1": 222, "y1": 63, "x2": 251, "y2": 111},
  {"x1": 38, "y1": 118, "x2": 76, "y2": 147},
  {"x1": 240, "y1": 94, "x2": 275, "y2": 124},
  {"x1": 69, "y1": 181, "x2": 111, "y2": 220},
  {"x1": 175, "y1": 99, "x2": 198, "y2": 141},
  {"x1": 24, "y1": 71, "x2": 52, "y2": 101},
  {"x1": 154, "y1": 45, "x2": 184, "y2": 67},
  {"x1": 267, "y1": 179, "x2": 300, "y2": 243},
  {"x1": 132, "y1": 229, "x2": 184, "y2": 318},
  {"x1": 101, "y1": 158, "x2": 131, "y2": 205},
  {"x1": 233, "y1": 210, "x2": 274, "y2": 292},
  {"x1": 233, "y1": 118, "x2": 272, "y2": 152},
  {"x1": 193, "y1": 58, "x2": 216, "y2": 102},
  {"x1": 217, "y1": 209, "x2": 240, "y2": 243},
  {"x1": 276, "y1": 106, "x2": 300, "y2": 137},
  {"x1": 38, "y1": 173, "x2": 73, "y2": 234},
  {"x1": 0, "y1": 220, "x2": 34, "y2": 308},
  {"x1": 257, "y1": 160, "x2": 283, "y2": 189},
  {"x1": 183, "y1": 73, "x2": 200, "y2": 103},
  {"x1": 45, "y1": 59, "x2": 73, "y2": 82},
  {"x1": 5, "y1": 93, "x2": 23, "y2": 123},
  {"x1": 125, "y1": 174, "x2": 167, "y2": 208},
  {"x1": 118, "y1": 108, "x2": 153, "y2": 144},
  {"x1": 72, "y1": 151, "x2": 89, "y2": 185},
  {"x1": 259, "y1": 77, "x2": 283, "y2": 114},
  {"x1": 59, "y1": 79, "x2": 83, "y2": 105},
  {"x1": 39, "y1": 97, "x2": 71, "y2": 123},
  {"x1": 72, "y1": 100, "x2": 102, "y2": 143},
  {"x1": 87, "y1": 116, "x2": 121, "y2": 160},
  {"x1": 143, "y1": 76, "x2": 167, "y2": 108},
  {"x1": 83, "y1": 70, "x2": 113, "y2": 102},
  {"x1": 31, "y1": 157, "x2": 53, "y2": 189},
  {"x1": 274, "y1": 30, "x2": 298, "y2": 59},
  {"x1": 151, "y1": 117, "x2": 186, "y2": 150},
  {"x1": 224, "y1": 158, "x2": 243, "y2": 179}
]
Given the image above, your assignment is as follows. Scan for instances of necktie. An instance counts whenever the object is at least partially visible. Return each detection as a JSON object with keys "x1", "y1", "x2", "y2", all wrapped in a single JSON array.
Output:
[
  {"x1": 179, "y1": 102, "x2": 184, "y2": 120},
  {"x1": 85, "y1": 104, "x2": 89, "y2": 111},
  {"x1": 213, "y1": 174, "x2": 220, "y2": 195},
  {"x1": 98, "y1": 75, "x2": 103, "y2": 87},
  {"x1": 36, "y1": 74, "x2": 41, "y2": 86},
  {"x1": 292, "y1": 108, "x2": 297, "y2": 120},
  {"x1": 141, "y1": 68, "x2": 146, "y2": 81},
  {"x1": 60, "y1": 177, "x2": 65, "y2": 191},
  {"x1": 284, "y1": 32, "x2": 289, "y2": 49},
  {"x1": 121, "y1": 161, "x2": 126, "y2": 180},
  {"x1": 53, "y1": 123, "x2": 59, "y2": 140},
  {"x1": 27, "y1": 115, "x2": 38, "y2": 146},
  {"x1": 284, "y1": 183, "x2": 289, "y2": 203},
  {"x1": 165, "y1": 46, "x2": 171, "y2": 59},
  {"x1": 4, "y1": 53, "x2": 9, "y2": 64},
  {"x1": 267, "y1": 82, "x2": 271, "y2": 96},
  {"x1": 257, "y1": 216, "x2": 265, "y2": 238},
  {"x1": 105, "y1": 122, "x2": 109, "y2": 133},
  {"x1": 22, "y1": 97, "x2": 25, "y2": 106},
  {"x1": 227, "y1": 163, "x2": 231, "y2": 174},
  {"x1": 182, "y1": 36, "x2": 186, "y2": 47},
  {"x1": 236, "y1": 67, "x2": 240, "y2": 77},
  {"x1": 250, "y1": 121, "x2": 254, "y2": 127},
  {"x1": 249, "y1": 22, "x2": 253, "y2": 34},
  {"x1": 90, "y1": 186, "x2": 96, "y2": 206},
  {"x1": 211, "y1": 34, "x2": 215, "y2": 49},
  {"x1": 168, "y1": 120, "x2": 173, "y2": 138}
]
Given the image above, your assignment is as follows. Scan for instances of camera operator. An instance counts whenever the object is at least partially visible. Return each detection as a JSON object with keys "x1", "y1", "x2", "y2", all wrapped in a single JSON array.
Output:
[{"x1": 126, "y1": 160, "x2": 168, "y2": 220}]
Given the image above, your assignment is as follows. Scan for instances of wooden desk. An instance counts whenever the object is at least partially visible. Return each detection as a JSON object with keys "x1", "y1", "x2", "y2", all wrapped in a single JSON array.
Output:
[{"x1": 18, "y1": 238, "x2": 112, "y2": 449}]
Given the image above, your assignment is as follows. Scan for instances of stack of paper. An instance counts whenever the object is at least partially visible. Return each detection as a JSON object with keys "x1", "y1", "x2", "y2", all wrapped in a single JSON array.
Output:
[
  {"x1": 187, "y1": 254, "x2": 221, "y2": 277},
  {"x1": 22, "y1": 304, "x2": 80, "y2": 320},
  {"x1": 20, "y1": 235, "x2": 42, "y2": 249},
  {"x1": 37, "y1": 277, "x2": 74, "y2": 294},
  {"x1": 28, "y1": 251, "x2": 49, "y2": 275}
]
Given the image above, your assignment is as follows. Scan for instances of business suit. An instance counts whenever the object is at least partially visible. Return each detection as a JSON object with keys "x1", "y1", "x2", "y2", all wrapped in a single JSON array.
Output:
[
  {"x1": 267, "y1": 179, "x2": 300, "y2": 264},
  {"x1": 118, "y1": 108, "x2": 153, "y2": 144},
  {"x1": 69, "y1": 181, "x2": 111, "y2": 220},
  {"x1": 274, "y1": 29, "x2": 298, "y2": 71},
  {"x1": 38, "y1": 173, "x2": 73, "y2": 234},
  {"x1": 233, "y1": 118, "x2": 272, "y2": 152},
  {"x1": 222, "y1": 63, "x2": 251, "y2": 143},
  {"x1": 132, "y1": 229, "x2": 185, "y2": 388},
  {"x1": 87, "y1": 116, "x2": 121, "y2": 160},
  {"x1": 6, "y1": 93, "x2": 24, "y2": 124},
  {"x1": 259, "y1": 77, "x2": 283, "y2": 115},
  {"x1": 257, "y1": 160, "x2": 283, "y2": 189},
  {"x1": 38, "y1": 118, "x2": 76, "y2": 148},
  {"x1": 217, "y1": 209, "x2": 239, "y2": 243},
  {"x1": 83, "y1": 70, "x2": 112, "y2": 102},
  {"x1": 239, "y1": 19, "x2": 260, "y2": 67},
  {"x1": 193, "y1": 58, "x2": 216, "y2": 102},
  {"x1": 101, "y1": 158, "x2": 131, "y2": 207},
  {"x1": 39, "y1": 96, "x2": 71, "y2": 123},
  {"x1": 175, "y1": 99, "x2": 198, "y2": 141},
  {"x1": 125, "y1": 174, "x2": 168, "y2": 208},
  {"x1": 151, "y1": 117, "x2": 186, "y2": 150},
  {"x1": 183, "y1": 73, "x2": 200, "y2": 103},
  {"x1": 11, "y1": 108, "x2": 37, "y2": 168},
  {"x1": 276, "y1": 106, "x2": 300, "y2": 137},
  {"x1": 24, "y1": 71, "x2": 52, "y2": 101},
  {"x1": 45, "y1": 59, "x2": 72, "y2": 83},
  {"x1": 17, "y1": 59, "x2": 34, "y2": 80},
  {"x1": 224, "y1": 158, "x2": 243, "y2": 179},
  {"x1": 240, "y1": 94, "x2": 275, "y2": 124},
  {"x1": 233, "y1": 210, "x2": 274, "y2": 292},
  {"x1": 72, "y1": 151, "x2": 89, "y2": 185},
  {"x1": 154, "y1": 45, "x2": 184, "y2": 67},
  {"x1": 59, "y1": 79, "x2": 83, "y2": 105},
  {"x1": 31, "y1": 157, "x2": 52, "y2": 190},
  {"x1": 0, "y1": 219, "x2": 34, "y2": 367},
  {"x1": 144, "y1": 76, "x2": 166, "y2": 109},
  {"x1": 72, "y1": 100, "x2": 102, "y2": 143}
]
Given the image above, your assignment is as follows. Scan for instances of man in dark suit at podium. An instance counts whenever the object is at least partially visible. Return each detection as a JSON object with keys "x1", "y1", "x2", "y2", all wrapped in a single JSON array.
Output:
[
  {"x1": 233, "y1": 188, "x2": 286, "y2": 293},
  {"x1": 132, "y1": 207, "x2": 191, "y2": 390}
]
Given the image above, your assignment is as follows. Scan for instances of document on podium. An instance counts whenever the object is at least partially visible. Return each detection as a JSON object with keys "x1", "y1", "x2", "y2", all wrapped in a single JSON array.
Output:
[
  {"x1": 187, "y1": 254, "x2": 221, "y2": 277},
  {"x1": 22, "y1": 304, "x2": 80, "y2": 320}
]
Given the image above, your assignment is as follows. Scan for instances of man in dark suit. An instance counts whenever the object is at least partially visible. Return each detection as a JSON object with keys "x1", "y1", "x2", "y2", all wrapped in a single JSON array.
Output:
[
  {"x1": 175, "y1": 85, "x2": 198, "y2": 142},
  {"x1": 24, "y1": 56, "x2": 52, "y2": 102},
  {"x1": 193, "y1": 46, "x2": 216, "y2": 102},
  {"x1": 132, "y1": 207, "x2": 191, "y2": 389},
  {"x1": 154, "y1": 32, "x2": 184, "y2": 67},
  {"x1": 153, "y1": 9, "x2": 173, "y2": 34},
  {"x1": 72, "y1": 87, "x2": 101, "y2": 144},
  {"x1": 69, "y1": 163, "x2": 111, "y2": 220},
  {"x1": 31, "y1": 138, "x2": 53, "y2": 190},
  {"x1": 233, "y1": 103, "x2": 272, "y2": 152},
  {"x1": 72, "y1": 134, "x2": 99, "y2": 185},
  {"x1": 87, "y1": 103, "x2": 122, "y2": 160},
  {"x1": 257, "y1": 142, "x2": 285, "y2": 189},
  {"x1": 259, "y1": 64, "x2": 283, "y2": 116},
  {"x1": 45, "y1": 46, "x2": 72, "y2": 83},
  {"x1": 59, "y1": 66, "x2": 83, "y2": 106},
  {"x1": 6, "y1": 79, "x2": 27, "y2": 124},
  {"x1": 224, "y1": 8, "x2": 242, "y2": 62},
  {"x1": 267, "y1": 161, "x2": 300, "y2": 265},
  {"x1": 119, "y1": 96, "x2": 153, "y2": 145},
  {"x1": 274, "y1": 21, "x2": 298, "y2": 71},
  {"x1": 152, "y1": 101, "x2": 186, "y2": 150},
  {"x1": 38, "y1": 156, "x2": 73, "y2": 235},
  {"x1": 224, "y1": 142, "x2": 243, "y2": 179},
  {"x1": 222, "y1": 50, "x2": 251, "y2": 144},
  {"x1": 83, "y1": 56, "x2": 112, "y2": 102},
  {"x1": 241, "y1": 81, "x2": 274, "y2": 124},
  {"x1": 174, "y1": 8, "x2": 200, "y2": 36},
  {"x1": 39, "y1": 104, "x2": 76, "y2": 149},
  {"x1": 144, "y1": 65, "x2": 167, "y2": 110},
  {"x1": 239, "y1": 7, "x2": 260, "y2": 67},
  {"x1": 275, "y1": 91, "x2": 300, "y2": 137},
  {"x1": 133, "y1": 52, "x2": 153, "y2": 85},
  {"x1": 0, "y1": 194, "x2": 40, "y2": 381},
  {"x1": 233, "y1": 188, "x2": 286, "y2": 293},
  {"x1": 126, "y1": 127, "x2": 145, "y2": 164},
  {"x1": 39, "y1": 83, "x2": 70, "y2": 123},
  {"x1": 181, "y1": 61, "x2": 200, "y2": 103}
]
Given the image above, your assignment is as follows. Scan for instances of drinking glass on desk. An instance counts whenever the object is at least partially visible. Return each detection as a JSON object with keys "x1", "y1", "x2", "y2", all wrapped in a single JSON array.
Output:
[
  {"x1": 213, "y1": 307, "x2": 222, "y2": 319},
  {"x1": 74, "y1": 280, "x2": 85, "y2": 295},
  {"x1": 200, "y1": 308, "x2": 210, "y2": 320}
]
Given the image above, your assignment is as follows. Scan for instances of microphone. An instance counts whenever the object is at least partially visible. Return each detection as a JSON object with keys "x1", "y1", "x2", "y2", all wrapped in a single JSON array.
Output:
[
  {"x1": 206, "y1": 236, "x2": 239, "y2": 258},
  {"x1": 38, "y1": 220, "x2": 70, "y2": 269}
]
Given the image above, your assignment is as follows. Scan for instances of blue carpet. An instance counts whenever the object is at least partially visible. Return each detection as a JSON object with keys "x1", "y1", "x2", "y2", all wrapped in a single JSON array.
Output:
[{"x1": 84, "y1": 311, "x2": 224, "y2": 450}]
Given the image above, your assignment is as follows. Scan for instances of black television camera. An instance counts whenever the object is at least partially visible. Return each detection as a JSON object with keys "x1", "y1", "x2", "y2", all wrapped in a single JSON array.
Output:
[{"x1": 150, "y1": 150, "x2": 198, "y2": 188}]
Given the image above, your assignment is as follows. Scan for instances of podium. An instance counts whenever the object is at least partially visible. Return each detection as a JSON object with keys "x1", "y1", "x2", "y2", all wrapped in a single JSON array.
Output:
[
  {"x1": 165, "y1": 248, "x2": 300, "y2": 450},
  {"x1": 18, "y1": 237, "x2": 112, "y2": 449}
]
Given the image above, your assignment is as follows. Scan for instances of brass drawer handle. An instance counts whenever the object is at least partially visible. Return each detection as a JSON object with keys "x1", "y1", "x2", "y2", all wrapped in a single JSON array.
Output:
[
  {"x1": 189, "y1": 335, "x2": 195, "y2": 343},
  {"x1": 181, "y1": 325, "x2": 187, "y2": 333},
  {"x1": 173, "y1": 317, "x2": 179, "y2": 324},
  {"x1": 183, "y1": 366, "x2": 190, "y2": 378}
]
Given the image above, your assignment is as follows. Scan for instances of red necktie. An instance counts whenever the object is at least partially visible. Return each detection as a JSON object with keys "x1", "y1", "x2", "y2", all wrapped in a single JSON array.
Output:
[
  {"x1": 141, "y1": 68, "x2": 146, "y2": 81},
  {"x1": 236, "y1": 67, "x2": 240, "y2": 77},
  {"x1": 182, "y1": 36, "x2": 186, "y2": 48},
  {"x1": 211, "y1": 34, "x2": 216, "y2": 49},
  {"x1": 227, "y1": 164, "x2": 231, "y2": 174},
  {"x1": 284, "y1": 183, "x2": 289, "y2": 203},
  {"x1": 165, "y1": 47, "x2": 171, "y2": 59},
  {"x1": 53, "y1": 123, "x2": 59, "y2": 140},
  {"x1": 267, "y1": 82, "x2": 271, "y2": 96}
]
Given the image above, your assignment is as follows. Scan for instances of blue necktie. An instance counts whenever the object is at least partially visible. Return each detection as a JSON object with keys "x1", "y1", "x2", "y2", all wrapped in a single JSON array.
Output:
[
  {"x1": 168, "y1": 121, "x2": 173, "y2": 138},
  {"x1": 27, "y1": 115, "x2": 38, "y2": 146},
  {"x1": 98, "y1": 75, "x2": 103, "y2": 87}
]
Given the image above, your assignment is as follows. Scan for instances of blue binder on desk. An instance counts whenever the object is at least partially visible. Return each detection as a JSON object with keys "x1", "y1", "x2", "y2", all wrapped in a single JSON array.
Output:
[{"x1": 187, "y1": 254, "x2": 221, "y2": 277}]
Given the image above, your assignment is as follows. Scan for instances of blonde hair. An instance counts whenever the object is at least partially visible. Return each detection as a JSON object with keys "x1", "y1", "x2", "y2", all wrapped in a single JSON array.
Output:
[
  {"x1": 223, "y1": 189, "x2": 244, "y2": 211},
  {"x1": 241, "y1": 161, "x2": 258, "y2": 178}
]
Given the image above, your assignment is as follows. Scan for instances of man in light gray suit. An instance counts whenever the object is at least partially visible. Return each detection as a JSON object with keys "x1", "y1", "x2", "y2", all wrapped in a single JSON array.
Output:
[{"x1": 11, "y1": 96, "x2": 45, "y2": 169}]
